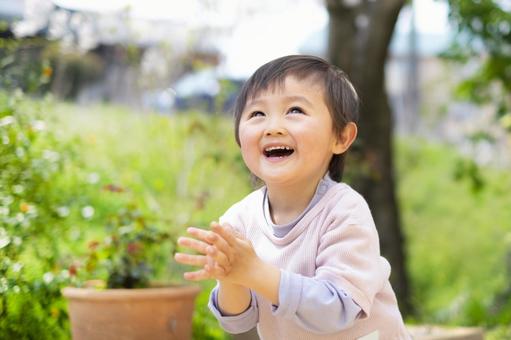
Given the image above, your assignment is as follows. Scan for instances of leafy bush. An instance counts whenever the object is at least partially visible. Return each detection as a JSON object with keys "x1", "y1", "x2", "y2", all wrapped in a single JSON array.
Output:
[
  {"x1": 0, "y1": 91, "x2": 77, "y2": 339},
  {"x1": 397, "y1": 138, "x2": 511, "y2": 330}
]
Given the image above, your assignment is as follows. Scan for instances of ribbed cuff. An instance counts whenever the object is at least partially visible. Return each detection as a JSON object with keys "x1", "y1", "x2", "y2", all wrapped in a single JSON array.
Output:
[
  {"x1": 271, "y1": 270, "x2": 302, "y2": 319},
  {"x1": 208, "y1": 285, "x2": 258, "y2": 334}
]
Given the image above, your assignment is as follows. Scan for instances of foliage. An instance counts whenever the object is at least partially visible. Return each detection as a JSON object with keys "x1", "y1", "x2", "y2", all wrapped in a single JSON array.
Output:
[
  {"x1": 49, "y1": 103, "x2": 251, "y2": 339},
  {"x1": 0, "y1": 38, "x2": 53, "y2": 94},
  {"x1": 397, "y1": 138, "x2": 511, "y2": 332},
  {"x1": 442, "y1": 0, "x2": 511, "y2": 132},
  {"x1": 81, "y1": 202, "x2": 176, "y2": 289},
  {"x1": 0, "y1": 90, "x2": 77, "y2": 339}
]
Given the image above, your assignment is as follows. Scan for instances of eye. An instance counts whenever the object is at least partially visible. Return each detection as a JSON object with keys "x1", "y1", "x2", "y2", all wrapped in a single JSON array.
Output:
[
  {"x1": 249, "y1": 111, "x2": 265, "y2": 118},
  {"x1": 288, "y1": 106, "x2": 305, "y2": 115}
]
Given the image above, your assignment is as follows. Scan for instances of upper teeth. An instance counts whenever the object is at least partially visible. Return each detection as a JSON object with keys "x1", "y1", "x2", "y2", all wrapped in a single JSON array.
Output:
[{"x1": 265, "y1": 146, "x2": 292, "y2": 152}]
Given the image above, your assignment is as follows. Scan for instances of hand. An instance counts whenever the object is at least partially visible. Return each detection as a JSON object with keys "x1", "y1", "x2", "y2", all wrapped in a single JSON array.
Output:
[
  {"x1": 174, "y1": 222, "x2": 259, "y2": 286},
  {"x1": 174, "y1": 224, "x2": 217, "y2": 281},
  {"x1": 175, "y1": 221, "x2": 281, "y2": 305}
]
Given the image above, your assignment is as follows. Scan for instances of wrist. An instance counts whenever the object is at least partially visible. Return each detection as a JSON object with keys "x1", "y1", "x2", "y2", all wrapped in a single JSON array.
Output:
[
  {"x1": 218, "y1": 280, "x2": 247, "y2": 291},
  {"x1": 246, "y1": 258, "x2": 281, "y2": 305}
]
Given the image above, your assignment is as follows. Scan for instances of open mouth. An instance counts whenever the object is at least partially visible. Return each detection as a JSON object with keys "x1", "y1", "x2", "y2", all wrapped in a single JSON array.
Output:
[{"x1": 263, "y1": 146, "x2": 295, "y2": 158}]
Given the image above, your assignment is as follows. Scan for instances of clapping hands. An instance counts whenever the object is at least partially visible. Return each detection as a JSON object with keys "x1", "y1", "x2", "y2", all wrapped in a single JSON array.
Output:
[{"x1": 174, "y1": 222, "x2": 259, "y2": 286}]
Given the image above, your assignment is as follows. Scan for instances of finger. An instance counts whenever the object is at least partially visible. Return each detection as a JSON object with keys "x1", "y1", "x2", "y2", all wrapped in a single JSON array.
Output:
[
  {"x1": 177, "y1": 237, "x2": 209, "y2": 254},
  {"x1": 204, "y1": 262, "x2": 226, "y2": 278},
  {"x1": 187, "y1": 227, "x2": 215, "y2": 244},
  {"x1": 206, "y1": 223, "x2": 234, "y2": 259},
  {"x1": 206, "y1": 246, "x2": 231, "y2": 271},
  {"x1": 183, "y1": 269, "x2": 211, "y2": 281},
  {"x1": 174, "y1": 253, "x2": 208, "y2": 267},
  {"x1": 211, "y1": 223, "x2": 239, "y2": 246}
]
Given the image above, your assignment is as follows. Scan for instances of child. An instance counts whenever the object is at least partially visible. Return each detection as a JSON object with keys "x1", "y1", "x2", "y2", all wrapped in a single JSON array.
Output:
[{"x1": 175, "y1": 55, "x2": 410, "y2": 339}]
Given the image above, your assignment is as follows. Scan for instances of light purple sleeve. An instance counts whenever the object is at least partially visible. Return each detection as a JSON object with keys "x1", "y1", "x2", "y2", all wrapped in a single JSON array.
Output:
[
  {"x1": 272, "y1": 270, "x2": 361, "y2": 334},
  {"x1": 208, "y1": 271, "x2": 361, "y2": 335},
  {"x1": 208, "y1": 284, "x2": 259, "y2": 334}
]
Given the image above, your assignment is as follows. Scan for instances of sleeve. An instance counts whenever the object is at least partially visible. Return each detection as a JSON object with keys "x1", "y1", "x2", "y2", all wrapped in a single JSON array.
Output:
[
  {"x1": 208, "y1": 284, "x2": 259, "y2": 334},
  {"x1": 271, "y1": 270, "x2": 361, "y2": 334},
  {"x1": 314, "y1": 197, "x2": 391, "y2": 318}
]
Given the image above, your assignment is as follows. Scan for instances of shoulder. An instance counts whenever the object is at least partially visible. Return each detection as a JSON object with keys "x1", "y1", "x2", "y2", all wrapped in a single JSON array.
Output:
[
  {"x1": 218, "y1": 187, "x2": 265, "y2": 231},
  {"x1": 322, "y1": 183, "x2": 375, "y2": 229}
]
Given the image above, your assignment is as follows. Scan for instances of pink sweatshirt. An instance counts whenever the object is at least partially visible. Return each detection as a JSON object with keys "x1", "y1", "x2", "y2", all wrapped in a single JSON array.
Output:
[{"x1": 219, "y1": 182, "x2": 410, "y2": 340}]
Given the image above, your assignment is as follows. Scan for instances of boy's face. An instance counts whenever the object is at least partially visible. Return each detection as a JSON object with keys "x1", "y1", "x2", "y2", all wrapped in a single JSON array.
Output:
[{"x1": 238, "y1": 75, "x2": 346, "y2": 188}]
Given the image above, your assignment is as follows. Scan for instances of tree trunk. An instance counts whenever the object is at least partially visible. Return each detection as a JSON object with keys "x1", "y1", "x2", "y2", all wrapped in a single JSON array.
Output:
[{"x1": 326, "y1": 0, "x2": 411, "y2": 315}]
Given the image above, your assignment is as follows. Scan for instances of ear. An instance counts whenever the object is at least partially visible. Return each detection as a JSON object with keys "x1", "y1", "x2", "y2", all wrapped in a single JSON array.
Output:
[{"x1": 332, "y1": 122, "x2": 357, "y2": 155}]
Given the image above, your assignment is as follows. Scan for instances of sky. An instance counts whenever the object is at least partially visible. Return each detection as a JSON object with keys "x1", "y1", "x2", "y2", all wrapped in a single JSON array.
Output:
[
  {"x1": 13, "y1": 0, "x2": 453, "y2": 78},
  {"x1": 48, "y1": 0, "x2": 451, "y2": 34}
]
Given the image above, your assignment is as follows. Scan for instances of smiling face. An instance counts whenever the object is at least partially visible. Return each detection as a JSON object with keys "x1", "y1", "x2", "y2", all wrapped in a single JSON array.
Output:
[{"x1": 238, "y1": 75, "x2": 347, "y2": 188}]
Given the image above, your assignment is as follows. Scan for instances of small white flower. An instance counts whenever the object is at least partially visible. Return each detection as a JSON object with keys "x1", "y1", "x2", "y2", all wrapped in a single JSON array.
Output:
[
  {"x1": 56, "y1": 206, "x2": 70, "y2": 218},
  {"x1": 2, "y1": 135, "x2": 9, "y2": 145},
  {"x1": 15, "y1": 213, "x2": 24, "y2": 223},
  {"x1": 87, "y1": 172, "x2": 100, "y2": 184},
  {"x1": 29, "y1": 206, "x2": 37, "y2": 217},
  {"x1": 43, "y1": 272, "x2": 54, "y2": 284},
  {"x1": 0, "y1": 277, "x2": 8, "y2": 293},
  {"x1": 118, "y1": 225, "x2": 133, "y2": 235},
  {"x1": 0, "y1": 206, "x2": 9, "y2": 216},
  {"x1": 0, "y1": 228, "x2": 10, "y2": 249},
  {"x1": 0, "y1": 116, "x2": 14, "y2": 127},
  {"x1": 43, "y1": 149, "x2": 60, "y2": 163},
  {"x1": 12, "y1": 285, "x2": 20, "y2": 293},
  {"x1": 1, "y1": 196, "x2": 13, "y2": 205},
  {"x1": 69, "y1": 228, "x2": 81, "y2": 241},
  {"x1": 104, "y1": 235, "x2": 113, "y2": 245},
  {"x1": 15, "y1": 147, "x2": 25, "y2": 159},
  {"x1": 81, "y1": 206, "x2": 95, "y2": 219},
  {"x1": 12, "y1": 262, "x2": 23, "y2": 273},
  {"x1": 12, "y1": 185, "x2": 24, "y2": 194},
  {"x1": 13, "y1": 236, "x2": 22, "y2": 246},
  {"x1": 31, "y1": 120, "x2": 46, "y2": 131}
]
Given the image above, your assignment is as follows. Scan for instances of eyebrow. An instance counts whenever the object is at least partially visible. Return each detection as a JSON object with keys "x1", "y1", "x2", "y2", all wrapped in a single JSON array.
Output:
[{"x1": 245, "y1": 95, "x2": 314, "y2": 108}]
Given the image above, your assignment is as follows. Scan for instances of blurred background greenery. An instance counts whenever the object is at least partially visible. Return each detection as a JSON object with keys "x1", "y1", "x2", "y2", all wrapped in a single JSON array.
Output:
[{"x1": 0, "y1": 0, "x2": 510, "y2": 339}]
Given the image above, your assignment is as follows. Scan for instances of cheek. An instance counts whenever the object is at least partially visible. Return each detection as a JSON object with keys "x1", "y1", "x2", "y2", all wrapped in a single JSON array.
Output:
[{"x1": 238, "y1": 129, "x2": 258, "y2": 159}]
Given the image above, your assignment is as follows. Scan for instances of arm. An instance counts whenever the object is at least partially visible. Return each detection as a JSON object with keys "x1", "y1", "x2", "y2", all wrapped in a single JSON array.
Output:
[
  {"x1": 273, "y1": 270, "x2": 361, "y2": 334},
  {"x1": 207, "y1": 284, "x2": 259, "y2": 334},
  {"x1": 207, "y1": 225, "x2": 362, "y2": 334},
  {"x1": 217, "y1": 282, "x2": 251, "y2": 315}
]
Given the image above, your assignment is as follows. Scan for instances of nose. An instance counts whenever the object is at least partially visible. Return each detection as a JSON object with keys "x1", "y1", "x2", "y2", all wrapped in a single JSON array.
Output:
[{"x1": 264, "y1": 115, "x2": 287, "y2": 136}]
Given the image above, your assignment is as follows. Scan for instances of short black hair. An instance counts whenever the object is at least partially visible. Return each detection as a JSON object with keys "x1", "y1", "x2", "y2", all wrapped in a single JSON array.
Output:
[{"x1": 233, "y1": 55, "x2": 359, "y2": 181}]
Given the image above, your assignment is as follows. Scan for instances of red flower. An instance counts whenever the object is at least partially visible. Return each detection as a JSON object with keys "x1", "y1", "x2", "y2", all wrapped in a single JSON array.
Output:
[
  {"x1": 102, "y1": 184, "x2": 125, "y2": 193},
  {"x1": 126, "y1": 242, "x2": 141, "y2": 254},
  {"x1": 88, "y1": 240, "x2": 100, "y2": 250},
  {"x1": 69, "y1": 264, "x2": 78, "y2": 276}
]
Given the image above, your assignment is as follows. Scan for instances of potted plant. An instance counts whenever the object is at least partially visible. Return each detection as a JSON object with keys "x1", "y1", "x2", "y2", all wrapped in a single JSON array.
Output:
[{"x1": 62, "y1": 201, "x2": 200, "y2": 340}]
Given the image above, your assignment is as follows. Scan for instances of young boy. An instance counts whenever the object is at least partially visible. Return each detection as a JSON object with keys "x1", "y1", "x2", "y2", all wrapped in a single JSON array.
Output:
[{"x1": 175, "y1": 55, "x2": 410, "y2": 339}]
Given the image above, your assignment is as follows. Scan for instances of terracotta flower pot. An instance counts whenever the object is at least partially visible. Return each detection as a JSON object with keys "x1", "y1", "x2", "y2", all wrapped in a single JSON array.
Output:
[
  {"x1": 62, "y1": 284, "x2": 200, "y2": 340},
  {"x1": 407, "y1": 325, "x2": 484, "y2": 340}
]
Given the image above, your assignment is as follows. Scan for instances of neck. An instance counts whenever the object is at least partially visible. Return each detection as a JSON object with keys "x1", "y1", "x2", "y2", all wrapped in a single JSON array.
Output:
[{"x1": 266, "y1": 177, "x2": 322, "y2": 225}]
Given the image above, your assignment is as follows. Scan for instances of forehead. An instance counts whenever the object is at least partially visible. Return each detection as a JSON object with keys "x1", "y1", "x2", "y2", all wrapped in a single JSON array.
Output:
[{"x1": 246, "y1": 74, "x2": 325, "y2": 104}]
